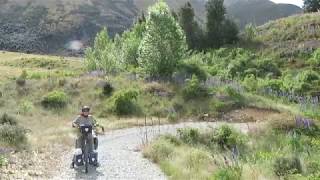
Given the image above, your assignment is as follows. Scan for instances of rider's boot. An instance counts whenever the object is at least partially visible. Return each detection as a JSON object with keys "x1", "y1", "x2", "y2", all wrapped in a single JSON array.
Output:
[
  {"x1": 94, "y1": 162, "x2": 100, "y2": 167},
  {"x1": 70, "y1": 162, "x2": 75, "y2": 169}
]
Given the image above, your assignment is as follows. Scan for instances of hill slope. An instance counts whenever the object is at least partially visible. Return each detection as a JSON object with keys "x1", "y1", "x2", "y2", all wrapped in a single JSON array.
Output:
[
  {"x1": 227, "y1": 0, "x2": 302, "y2": 29},
  {"x1": 255, "y1": 12, "x2": 320, "y2": 58},
  {"x1": 0, "y1": 0, "x2": 301, "y2": 54}
]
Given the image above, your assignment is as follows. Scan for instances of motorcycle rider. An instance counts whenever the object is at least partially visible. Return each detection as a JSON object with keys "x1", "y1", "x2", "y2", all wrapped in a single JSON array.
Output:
[{"x1": 71, "y1": 106, "x2": 101, "y2": 168}]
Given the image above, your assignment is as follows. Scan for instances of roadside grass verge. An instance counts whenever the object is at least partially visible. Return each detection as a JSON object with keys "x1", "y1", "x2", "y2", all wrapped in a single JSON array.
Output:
[{"x1": 144, "y1": 124, "x2": 320, "y2": 180}]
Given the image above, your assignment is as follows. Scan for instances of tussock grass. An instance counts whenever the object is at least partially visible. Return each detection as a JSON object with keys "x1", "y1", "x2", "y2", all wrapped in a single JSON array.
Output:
[{"x1": 145, "y1": 123, "x2": 320, "y2": 179}]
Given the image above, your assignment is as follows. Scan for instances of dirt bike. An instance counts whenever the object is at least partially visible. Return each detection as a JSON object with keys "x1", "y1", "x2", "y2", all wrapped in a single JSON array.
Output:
[{"x1": 71, "y1": 124, "x2": 99, "y2": 173}]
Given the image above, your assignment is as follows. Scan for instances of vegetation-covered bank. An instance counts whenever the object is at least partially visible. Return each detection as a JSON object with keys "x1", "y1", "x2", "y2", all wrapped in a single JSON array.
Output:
[{"x1": 144, "y1": 123, "x2": 320, "y2": 179}]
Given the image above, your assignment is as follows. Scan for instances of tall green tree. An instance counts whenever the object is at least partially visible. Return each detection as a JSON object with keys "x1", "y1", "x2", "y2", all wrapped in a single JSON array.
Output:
[
  {"x1": 206, "y1": 0, "x2": 226, "y2": 48},
  {"x1": 205, "y1": 0, "x2": 238, "y2": 49},
  {"x1": 85, "y1": 27, "x2": 120, "y2": 73},
  {"x1": 121, "y1": 21, "x2": 146, "y2": 68},
  {"x1": 138, "y1": 1, "x2": 187, "y2": 78},
  {"x1": 178, "y1": 2, "x2": 204, "y2": 50},
  {"x1": 221, "y1": 19, "x2": 239, "y2": 44},
  {"x1": 303, "y1": 0, "x2": 320, "y2": 12}
]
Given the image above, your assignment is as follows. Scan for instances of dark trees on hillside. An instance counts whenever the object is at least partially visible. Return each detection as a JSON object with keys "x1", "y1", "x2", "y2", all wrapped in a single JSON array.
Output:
[
  {"x1": 177, "y1": 0, "x2": 238, "y2": 51},
  {"x1": 206, "y1": 0, "x2": 226, "y2": 48},
  {"x1": 221, "y1": 19, "x2": 239, "y2": 45},
  {"x1": 205, "y1": 0, "x2": 238, "y2": 49},
  {"x1": 303, "y1": 0, "x2": 320, "y2": 12},
  {"x1": 178, "y1": 2, "x2": 204, "y2": 50}
]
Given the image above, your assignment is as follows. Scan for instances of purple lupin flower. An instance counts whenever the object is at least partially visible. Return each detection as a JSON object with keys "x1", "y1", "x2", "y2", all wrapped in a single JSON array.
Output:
[{"x1": 295, "y1": 116, "x2": 303, "y2": 128}]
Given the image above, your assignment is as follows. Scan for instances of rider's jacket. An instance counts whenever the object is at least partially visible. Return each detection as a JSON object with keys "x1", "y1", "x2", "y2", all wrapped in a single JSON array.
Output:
[{"x1": 72, "y1": 115, "x2": 98, "y2": 136}]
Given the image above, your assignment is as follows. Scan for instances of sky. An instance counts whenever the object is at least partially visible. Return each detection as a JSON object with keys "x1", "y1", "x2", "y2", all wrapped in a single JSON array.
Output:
[{"x1": 270, "y1": 0, "x2": 304, "y2": 7}]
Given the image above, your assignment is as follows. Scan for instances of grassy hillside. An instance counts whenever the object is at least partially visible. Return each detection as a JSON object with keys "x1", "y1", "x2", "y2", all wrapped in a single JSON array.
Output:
[
  {"x1": 228, "y1": 0, "x2": 302, "y2": 29},
  {"x1": 256, "y1": 12, "x2": 320, "y2": 58},
  {"x1": 0, "y1": 0, "x2": 301, "y2": 54}
]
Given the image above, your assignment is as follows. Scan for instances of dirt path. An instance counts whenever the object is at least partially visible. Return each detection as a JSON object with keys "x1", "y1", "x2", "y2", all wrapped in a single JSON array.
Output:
[{"x1": 53, "y1": 122, "x2": 253, "y2": 180}]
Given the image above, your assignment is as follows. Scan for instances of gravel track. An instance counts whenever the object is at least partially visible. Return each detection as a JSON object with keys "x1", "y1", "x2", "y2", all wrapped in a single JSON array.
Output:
[{"x1": 53, "y1": 122, "x2": 252, "y2": 180}]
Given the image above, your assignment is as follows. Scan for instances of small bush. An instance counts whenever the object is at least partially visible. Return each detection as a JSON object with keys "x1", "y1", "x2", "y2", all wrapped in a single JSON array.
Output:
[
  {"x1": 258, "y1": 78, "x2": 283, "y2": 92},
  {"x1": 308, "y1": 48, "x2": 320, "y2": 67},
  {"x1": 0, "y1": 124, "x2": 27, "y2": 147},
  {"x1": 102, "y1": 82, "x2": 114, "y2": 96},
  {"x1": 111, "y1": 89, "x2": 140, "y2": 115},
  {"x1": 184, "y1": 148, "x2": 213, "y2": 170},
  {"x1": 58, "y1": 78, "x2": 67, "y2": 87},
  {"x1": 224, "y1": 86, "x2": 246, "y2": 108},
  {"x1": 212, "y1": 167, "x2": 242, "y2": 180},
  {"x1": 0, "y1": 113, "x2": 17, "y2": 125},
  {"x1": 16, "y1": 70, "x2": 28, "y2": 86},
  {"x1": 182, "y1": 75, "x2": 209, "y2": 100},
  {"x1": 144, "y1": 138, "x2": 175, "y2": 163},
  {"x1": 161, "y1": 134, "x2": 182, "y2": 146},
  {"x1": 211, "y1": 100, "x2": 234, "y2": 114},
  {"x1": 210, "y1": 125, "x2": 247, "y2": 150},
  {"x1": 0, "y1": 155, "x2": 8, "y2": 167},
  {"x1": 178, "y1": 128, "x2": 200, "y2": 145},
  {"x1": 41, "y1": 90, "x2": 68, "y2": 109},
  {"x1": 307, "y1": 160, "x2": 320, "y2": 174},
  {"x1": 255, "y1": 58, "x2": 281, "y2": 78},
  {"x1": 242, "y1": 74, "x2": 258, "y2": 92},
  {"x1": 177, "y1": 62, "x2": 208, "y2": 81},
  {"x1": 18, "y1": 100, "x2": 34, "y2": 114},
  {"x1": 273, "y1": 157, "x2": 302, "y2": 177},
  {"x1": 167, "y1": 111, "x2": 178, "y2": 123}
]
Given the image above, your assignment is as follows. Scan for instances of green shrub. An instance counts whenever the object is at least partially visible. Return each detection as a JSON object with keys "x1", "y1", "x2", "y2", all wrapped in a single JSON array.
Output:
[
  {"x1": 178, "y1": 128, "x2": 200, "y2": 145},
  {"x1": 111, "y1": 89, "x2": 140, "y2": 115},
  {"x1": 58, "y1": 78, "x2": 67, "y2": 87},
  {"x1": 211, "y1": 100, "x2": 232, "y2": 113},
  {"x1": 273, "y1": 157, "x2": 302, "y2": 177},
  {"x1": 212, "y1": 167, "x2": 242, "y2": 180},
  {"x1": 167, "y1": 111, "x2": 178, "y2": 123},
  {"x1": 308, "y1": 48, "x2": 320, "y2": 67},
  {"x1": 292, "y1": 70, "x2": 320, "y2": 94},
  {"x1": 161, "y1": 134, "x2": 182, "y2": 146},
  {"x1": 177, "y1": 59, "x2": 208, "y2": 81},
  {"x1": 0, "y1": 113, "x2": 17, "y2": 125},
  {"x1": 0, "y1": 155, "x2": 8, "y2": 167},
  {"x1": 102, "y1": 82, "x2": 114, "y2": 96},
  {"x1": 258, "y1": 78, "x2": 283, "y2": 92},
  {"x1": 255, "y1": 58, "x2": 281, "y2": 78},
  {"x1": 210, "y1": 125, "x2": 247, "y2": 150},
  {"x1": 41, "y1": 90, "x2": 68, "y2": 109},
  {"x1": 225, "y1": 86, "x2": 246, "y2": 107},
  {"x1": 18, "y1": 100, "x2": 34, "y2": 114},
  {"x1": 307, "y1": 160, "x2": 320, "y2": 174},
  {"x1": 297, "y1": 70, "x2": 319, "y2": 83},
  {"x1": 244, "y1": 23, "x2": 257, "y2": 41},
  {"x1": 16, "y1": 70, "x2": 28, "y2": 86},
  {"x1": 184, "y1": 148, "x2": 213, "y2": 170},
  {"x1": 242, "y1": 74, "x2": 258, "y2": 91},
  {"x1": 144, "y1": 138, "x2": 175, "y2": 163},
  {"x1": 182, "y1": 75, "x2": 209, "y2": 100},
  {"x1": 0, "y1": 124, "x2": 27, "y2": 147}
]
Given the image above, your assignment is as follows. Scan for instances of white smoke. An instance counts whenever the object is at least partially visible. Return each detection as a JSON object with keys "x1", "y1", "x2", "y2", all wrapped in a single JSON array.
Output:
[{"x1": 66, "y1": 40, "x2": 84, "y2": 51}]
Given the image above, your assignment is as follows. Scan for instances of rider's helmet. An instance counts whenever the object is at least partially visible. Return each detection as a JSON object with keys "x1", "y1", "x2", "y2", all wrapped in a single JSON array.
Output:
[{"x1": 82, "y1": 106, "x2": 90, "y2": 113}]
